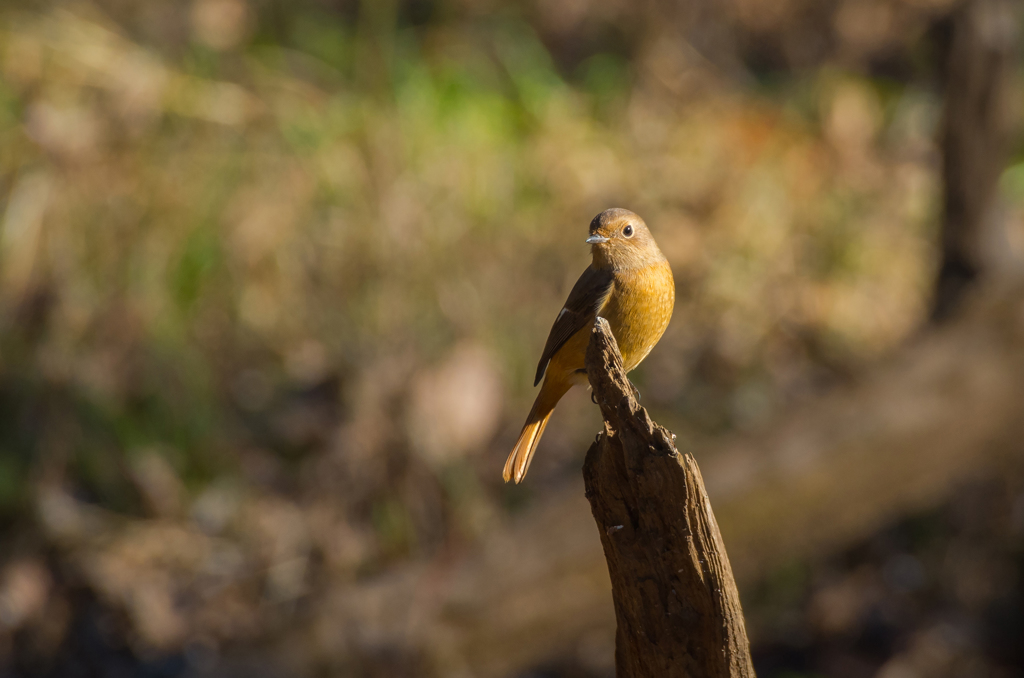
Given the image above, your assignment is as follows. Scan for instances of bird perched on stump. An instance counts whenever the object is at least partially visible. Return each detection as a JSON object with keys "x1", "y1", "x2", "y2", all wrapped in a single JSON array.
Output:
[{"x1": 503, "y1": 208, "x2": 675, "y2": 483}]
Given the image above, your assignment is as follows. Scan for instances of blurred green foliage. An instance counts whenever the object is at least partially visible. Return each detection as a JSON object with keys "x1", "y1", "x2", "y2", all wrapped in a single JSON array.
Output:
[
  {"x1": 1, "y1": 2, "x2": 1024, "y2": 676},
  {"x1": 0, "y1": 2, "x2": 950, "y2": 529}
]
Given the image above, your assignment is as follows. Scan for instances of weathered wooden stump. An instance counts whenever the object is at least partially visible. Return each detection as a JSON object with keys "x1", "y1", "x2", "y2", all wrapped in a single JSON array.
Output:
[{"x1": 583, "y1": 317, "x2": 755, "y2": 678}]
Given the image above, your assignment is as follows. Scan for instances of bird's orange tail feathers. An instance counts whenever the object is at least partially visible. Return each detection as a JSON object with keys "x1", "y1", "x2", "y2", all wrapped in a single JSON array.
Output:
[{"x1": 503, "y1": 406, "x2": 554, "y2": 484}]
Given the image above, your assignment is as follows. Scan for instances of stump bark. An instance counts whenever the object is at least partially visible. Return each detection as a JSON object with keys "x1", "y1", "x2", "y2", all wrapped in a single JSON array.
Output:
[{"x1": 583, "y1": 317, "x2": 754, "y2": 678}]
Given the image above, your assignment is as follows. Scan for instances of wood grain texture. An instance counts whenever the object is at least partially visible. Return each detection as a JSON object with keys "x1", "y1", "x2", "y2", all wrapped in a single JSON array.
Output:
[{"x1": 583, "y1": 317, "x2": 754, "y2": 678}]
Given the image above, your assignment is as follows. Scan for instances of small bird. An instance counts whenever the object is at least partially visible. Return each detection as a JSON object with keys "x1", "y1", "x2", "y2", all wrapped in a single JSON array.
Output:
[{"x1": 503, "y1": 208, "x2": 675, "y2": 483}]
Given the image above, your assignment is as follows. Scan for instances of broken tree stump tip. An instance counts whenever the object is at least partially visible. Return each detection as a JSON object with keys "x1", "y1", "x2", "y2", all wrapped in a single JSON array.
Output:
[{"x1": 583, "y1": 317, "x2": 755, "y2": 678}]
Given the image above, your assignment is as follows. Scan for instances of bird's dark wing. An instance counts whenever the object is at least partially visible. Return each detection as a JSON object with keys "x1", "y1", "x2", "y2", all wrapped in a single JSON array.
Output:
[{"x1": 534, "y1": 266, "x2": 615, "y2": 386}]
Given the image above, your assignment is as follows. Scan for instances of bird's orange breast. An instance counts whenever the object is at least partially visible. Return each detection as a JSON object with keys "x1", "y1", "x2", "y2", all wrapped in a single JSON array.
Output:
[
  {"x1": 600, "y1": 260, "x2": 675, "y2": 372},
  {"x1": 542, "y1": 259, "x2": 674, "y2": 384}
]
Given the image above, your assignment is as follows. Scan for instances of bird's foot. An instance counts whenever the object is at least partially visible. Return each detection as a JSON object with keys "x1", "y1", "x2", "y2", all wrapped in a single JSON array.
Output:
[{"x1": 591, "y1": 389, "x2": 599, "y2": 405}]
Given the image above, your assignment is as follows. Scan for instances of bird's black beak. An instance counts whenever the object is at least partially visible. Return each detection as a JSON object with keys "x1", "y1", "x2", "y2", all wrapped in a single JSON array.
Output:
[{"x1": 586, "y1": 234, "x2": 609, "y2": 244}]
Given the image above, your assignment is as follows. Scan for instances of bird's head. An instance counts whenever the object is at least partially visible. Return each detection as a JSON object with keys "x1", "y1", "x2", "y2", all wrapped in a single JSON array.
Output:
[{"x1": 586, "y1": 208, "x2": 664, "y2": 269}]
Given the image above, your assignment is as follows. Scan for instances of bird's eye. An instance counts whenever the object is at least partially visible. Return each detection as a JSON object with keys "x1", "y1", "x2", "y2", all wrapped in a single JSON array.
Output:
[{"x1": 623, "y1": 225, "x2": 634, "y2": 237}]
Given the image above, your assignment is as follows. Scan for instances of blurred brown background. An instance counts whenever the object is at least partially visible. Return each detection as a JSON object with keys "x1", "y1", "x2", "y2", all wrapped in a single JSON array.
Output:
[{"x1": 0, "y1": 0, "x2": 1023, "y2": 676}]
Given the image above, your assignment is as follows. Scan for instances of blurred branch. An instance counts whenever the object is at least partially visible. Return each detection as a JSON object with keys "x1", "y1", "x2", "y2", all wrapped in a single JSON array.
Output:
[
  {"x1": 583, "y1": 318, "x2": 753, "y2": 678},
  {"x1": 933, "y1": 0, "x2": 1017, "y2": 320},
  {"x1": 306, "y1": 276, "x2": 1024, "y2": 677}
]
